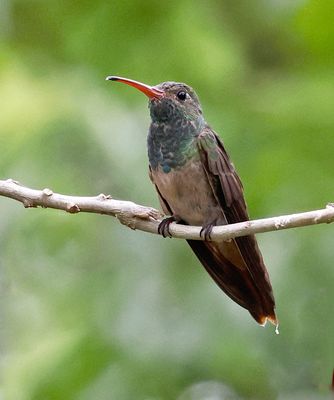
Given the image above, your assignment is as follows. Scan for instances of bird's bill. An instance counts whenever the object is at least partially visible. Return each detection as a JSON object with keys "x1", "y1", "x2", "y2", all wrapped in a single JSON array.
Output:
[{"x1": 106, "y1": 76, "x2": 163, "y2": 99}]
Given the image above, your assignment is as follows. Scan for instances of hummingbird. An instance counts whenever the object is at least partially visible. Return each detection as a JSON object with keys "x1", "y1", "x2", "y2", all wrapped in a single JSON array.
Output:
[{"x1": 106, "y1": 76, "x2": 278, "y2": 328}]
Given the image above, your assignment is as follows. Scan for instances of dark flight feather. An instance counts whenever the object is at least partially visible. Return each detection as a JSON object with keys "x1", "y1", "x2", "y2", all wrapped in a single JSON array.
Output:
[{"x1": 188, "y1": 128, "x2": 277, "y2": 325}]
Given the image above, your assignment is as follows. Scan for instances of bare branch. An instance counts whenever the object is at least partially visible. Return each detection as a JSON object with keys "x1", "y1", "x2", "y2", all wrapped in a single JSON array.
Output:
[{"x1": 0, "y1": 179, "x2": 333, "y2": 241}]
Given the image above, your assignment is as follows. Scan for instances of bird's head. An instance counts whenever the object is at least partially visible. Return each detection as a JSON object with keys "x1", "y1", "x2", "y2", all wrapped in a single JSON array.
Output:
[{"x1": 106, "y1": 76, "x2": 203, "y2": 125}]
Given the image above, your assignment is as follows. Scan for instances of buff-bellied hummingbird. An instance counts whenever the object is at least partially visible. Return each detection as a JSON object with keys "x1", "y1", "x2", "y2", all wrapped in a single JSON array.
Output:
[{"x1": 106, "y1": 75, "x2": 278, "y2": 330}]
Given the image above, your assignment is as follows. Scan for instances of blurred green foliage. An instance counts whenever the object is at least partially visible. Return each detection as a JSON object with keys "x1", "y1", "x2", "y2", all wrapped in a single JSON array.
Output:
[{"x1": 1, "y1": 1, "x2": 333, "y2": 399}]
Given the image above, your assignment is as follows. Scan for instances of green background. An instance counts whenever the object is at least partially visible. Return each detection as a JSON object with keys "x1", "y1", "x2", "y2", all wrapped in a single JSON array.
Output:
[{"x1": 1, "y1": 1, "x2": 333, "y2": 399}]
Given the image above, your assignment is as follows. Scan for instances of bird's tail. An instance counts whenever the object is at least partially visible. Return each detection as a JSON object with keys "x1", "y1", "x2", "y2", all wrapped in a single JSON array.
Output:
[{"x1": 187, "y1": 235, "x2": 278, "y2": 328}]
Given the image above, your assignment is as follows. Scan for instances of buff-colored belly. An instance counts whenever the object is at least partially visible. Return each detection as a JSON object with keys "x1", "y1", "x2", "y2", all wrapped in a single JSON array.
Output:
[{"x1": 151, "y1": 160, "x2": 224, "y2": 226}]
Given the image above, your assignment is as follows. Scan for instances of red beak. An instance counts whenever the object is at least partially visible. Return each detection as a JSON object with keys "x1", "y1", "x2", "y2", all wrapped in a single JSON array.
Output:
[{"x1": 106, "y1": 76, "x2": 164, "y2": 99}]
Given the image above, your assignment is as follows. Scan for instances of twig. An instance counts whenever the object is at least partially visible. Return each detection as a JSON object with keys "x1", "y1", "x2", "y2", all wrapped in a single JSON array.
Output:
[{"x1": 0, "y1": 179, "x2": 333, "y2": 241}]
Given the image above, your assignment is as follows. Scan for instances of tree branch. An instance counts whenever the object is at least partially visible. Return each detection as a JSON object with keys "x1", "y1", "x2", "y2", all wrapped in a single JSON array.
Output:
[{"x1": 0, "y1": 179, "x2": 333, "y2": 241}]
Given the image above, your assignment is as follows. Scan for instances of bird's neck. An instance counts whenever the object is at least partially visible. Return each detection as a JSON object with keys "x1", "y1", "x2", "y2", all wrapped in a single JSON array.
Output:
[{"x1": 147, "y1": 116, "x2": 204, "y2": 173}]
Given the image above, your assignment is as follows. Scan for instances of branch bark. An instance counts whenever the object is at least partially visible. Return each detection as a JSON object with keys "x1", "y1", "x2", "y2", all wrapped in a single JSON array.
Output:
[{"x1": 0, "y1": 179, "x2": 333, "y2": 241}]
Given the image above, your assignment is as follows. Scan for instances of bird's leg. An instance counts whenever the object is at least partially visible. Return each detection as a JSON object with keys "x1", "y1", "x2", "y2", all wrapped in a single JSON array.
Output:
[
  {"x1": 158, "y1": 215, "x2": 183, "y2": 238},
  {"x1": 200, "y1": 219, "x2": 219, "y2": 241}
]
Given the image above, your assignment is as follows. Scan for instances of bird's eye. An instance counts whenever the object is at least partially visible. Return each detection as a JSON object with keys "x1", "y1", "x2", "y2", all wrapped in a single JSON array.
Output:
[{"x1": 177, "y1": 91, "x2": 187, "y2": 101}]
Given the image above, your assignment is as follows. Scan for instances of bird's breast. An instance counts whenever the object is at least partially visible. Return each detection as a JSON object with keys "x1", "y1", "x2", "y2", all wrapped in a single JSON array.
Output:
[{"x1": 151, "y1": 160, "x2": 223, "y2": 226}]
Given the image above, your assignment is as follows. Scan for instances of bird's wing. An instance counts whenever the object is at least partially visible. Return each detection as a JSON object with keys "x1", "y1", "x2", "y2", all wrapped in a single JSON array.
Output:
[
  {"x1": 197, "y1": 127, "x2": 244, "y2": 210},
  {"x1": 191, "y1": 127, "x2": 277, "y2": 325}
]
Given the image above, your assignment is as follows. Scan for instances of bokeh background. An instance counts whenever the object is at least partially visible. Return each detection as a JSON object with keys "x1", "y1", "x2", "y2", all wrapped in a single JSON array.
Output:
[{"x1": 1, "y1": 1, "x2": 333, "y2": 399}]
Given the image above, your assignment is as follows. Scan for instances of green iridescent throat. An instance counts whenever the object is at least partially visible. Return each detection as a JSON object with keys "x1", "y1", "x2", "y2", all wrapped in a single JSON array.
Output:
[{"x1": 147, "y1": 115, "x2": 204, "y2": 173}]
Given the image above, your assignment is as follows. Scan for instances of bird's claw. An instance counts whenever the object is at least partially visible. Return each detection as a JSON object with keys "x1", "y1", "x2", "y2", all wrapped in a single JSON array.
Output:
[
  {"x1": 200, "y1": 223, "x2": 215, "y2": 241},
  {"x1": 158, "y1": 216, "x2": 177, "y2": 238}
]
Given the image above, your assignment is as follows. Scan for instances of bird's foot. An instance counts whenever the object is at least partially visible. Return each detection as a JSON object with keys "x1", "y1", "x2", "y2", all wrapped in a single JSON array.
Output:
[
  {"x1": 158, "y1": 215, "x2": 181, "y2": 238},
  {"x1": 200, "y1": 220, "x2": 217, "y2": 241}
]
